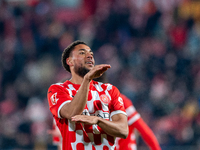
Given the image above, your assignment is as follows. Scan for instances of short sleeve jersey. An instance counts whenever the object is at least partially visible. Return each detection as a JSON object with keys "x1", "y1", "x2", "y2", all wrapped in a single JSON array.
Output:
[
  {"x1": 47, "y1": 80, "x2": 127, "y2": 150},
  {"x1": 115, "y1": 94, "x2": 141, "y2": 150}
]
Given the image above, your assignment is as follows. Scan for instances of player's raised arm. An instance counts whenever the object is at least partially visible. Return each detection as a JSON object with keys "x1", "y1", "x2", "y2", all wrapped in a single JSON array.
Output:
[{"x1": 60, "y1": 64, "x2": 111, "y2": 119}]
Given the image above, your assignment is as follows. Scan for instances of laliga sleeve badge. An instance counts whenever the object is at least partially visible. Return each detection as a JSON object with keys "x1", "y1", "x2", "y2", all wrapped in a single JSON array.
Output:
[
  {"x1": 100, "y1": 94, "x2": 110, "y2": 104},
  {"x1": 118, "y1": 97, "x2": 124, "y2": 105},
  {"x1": 51, "y1": 92, "x2": 59, "y2": 105}
]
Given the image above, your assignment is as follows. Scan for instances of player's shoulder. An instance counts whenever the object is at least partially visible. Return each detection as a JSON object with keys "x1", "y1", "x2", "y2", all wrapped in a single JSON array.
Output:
[
  {"x1": 50, "y1": 82, "x2": 65, "y2": 87},
  {"x1": 48, "y1": 82, "x2": 66, "y2": 90}
]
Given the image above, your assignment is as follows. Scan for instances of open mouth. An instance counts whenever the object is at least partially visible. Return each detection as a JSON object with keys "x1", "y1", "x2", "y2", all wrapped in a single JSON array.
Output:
[{"x1": 86, "y1": 61, "x2": 93, "y2": 65}]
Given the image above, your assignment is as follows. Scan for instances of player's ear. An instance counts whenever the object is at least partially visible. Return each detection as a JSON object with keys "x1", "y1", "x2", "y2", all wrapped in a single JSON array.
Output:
[{"x1": 66, "y1": 57, "x2": 73, "y2": 66}]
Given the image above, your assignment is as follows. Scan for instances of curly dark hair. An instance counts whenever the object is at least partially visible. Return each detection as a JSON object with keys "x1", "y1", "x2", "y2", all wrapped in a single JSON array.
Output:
[{"x1": 61, "y1": 40, "x2": 87, "y2": 72}]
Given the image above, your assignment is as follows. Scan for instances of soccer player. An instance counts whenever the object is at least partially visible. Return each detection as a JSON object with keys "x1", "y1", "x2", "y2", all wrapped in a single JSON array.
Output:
[
  {"x1": 49, "y1": 74, "x2": 161, "y2": 150},
  {"x1": 115, "y1": 94, "x2": 161, "y2": 150},
  {"x1": 47, "y1": 40, "x2": 128, "y2": 150}
]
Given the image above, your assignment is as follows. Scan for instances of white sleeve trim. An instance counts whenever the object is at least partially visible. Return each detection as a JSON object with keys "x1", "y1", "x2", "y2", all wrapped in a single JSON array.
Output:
[
  {"x1": 57, "y1": 100, "x2": 71, "y2": 118},
  {"x1": 128, "y1": 114, "x2": 140, "y2": 125},
  {"x1": 110, "y1": 110, "x2": 127, "y2": 118},
  {"x1": 126, "y1": 106, "x2": 136, "y2": 116}
]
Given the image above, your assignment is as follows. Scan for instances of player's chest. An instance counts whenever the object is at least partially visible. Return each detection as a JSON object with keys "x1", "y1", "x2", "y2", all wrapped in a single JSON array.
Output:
[{"x1": 73, "y1": 89, "x2": 111, "y2": 118}]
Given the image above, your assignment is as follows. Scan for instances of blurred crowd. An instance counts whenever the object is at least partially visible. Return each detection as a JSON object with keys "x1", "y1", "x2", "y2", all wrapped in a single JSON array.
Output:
[{"x1": 1, "y1": 0, "x2": 200, "y2": 149}]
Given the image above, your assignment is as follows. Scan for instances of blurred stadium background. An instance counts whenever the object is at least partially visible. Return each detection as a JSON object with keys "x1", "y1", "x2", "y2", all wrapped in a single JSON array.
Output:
[{"x1": 0, "y1": 0, "x2": 200, "y2": 149}]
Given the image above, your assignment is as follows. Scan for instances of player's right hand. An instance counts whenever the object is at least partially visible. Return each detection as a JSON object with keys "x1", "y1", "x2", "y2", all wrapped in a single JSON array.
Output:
[{"x1": 85, "y1": 64, "x2": 111, "y2": 80}]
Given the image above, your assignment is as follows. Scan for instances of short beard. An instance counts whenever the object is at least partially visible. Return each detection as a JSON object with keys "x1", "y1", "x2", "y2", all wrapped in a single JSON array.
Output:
[{"x1": 75, "y1": 65, "x2": 90, "y2": 77}]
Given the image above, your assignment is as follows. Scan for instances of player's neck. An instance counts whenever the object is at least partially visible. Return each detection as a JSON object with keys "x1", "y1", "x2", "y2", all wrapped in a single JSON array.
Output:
[{"x1": 69, "y1": 73, "x2": 84, "y2": 84}]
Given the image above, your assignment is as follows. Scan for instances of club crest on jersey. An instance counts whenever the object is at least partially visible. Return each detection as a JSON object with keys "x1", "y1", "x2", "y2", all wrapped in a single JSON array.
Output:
[
  {"x1": 51, "y1": 92, "x2": 59, "y2": 105},
  {"x1": 100, "y1": 94, "x2": 110, "y2": 104}
]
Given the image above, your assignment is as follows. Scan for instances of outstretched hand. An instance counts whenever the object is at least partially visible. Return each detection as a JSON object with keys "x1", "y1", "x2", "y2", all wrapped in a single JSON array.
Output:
[{"x1": 85, "y1": 64, "x2": 111, "y2": 80}]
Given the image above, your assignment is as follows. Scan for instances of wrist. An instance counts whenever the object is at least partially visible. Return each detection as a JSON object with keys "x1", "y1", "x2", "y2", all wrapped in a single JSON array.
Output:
[
  {"x1": 84, "y1": 74, "x2": 92, "y2": 82},
  {"x1": 96, "y1": 117, "x2": 101, "y2": 125}
]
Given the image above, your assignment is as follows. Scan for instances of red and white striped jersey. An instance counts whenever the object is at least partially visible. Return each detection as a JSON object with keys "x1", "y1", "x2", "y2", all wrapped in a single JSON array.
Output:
[
  {"x1": 47, "y1": 80, "x2": 127, "y2": 150},
  {"x1": 115, "y1": 94, "x2": 161, "y2": 150},
  {"x1": 115, "y1": 94, "x2": 140, "y2": 150}
]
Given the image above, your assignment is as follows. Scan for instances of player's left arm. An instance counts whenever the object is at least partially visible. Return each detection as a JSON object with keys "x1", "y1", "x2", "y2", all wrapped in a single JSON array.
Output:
[
  {"x1": 71, "y1": 85, "x2": 128, "y2": 138},
  {"x1": 134, "y1": 118, "x2": 161, "y2": 150},
  {"x1": 71, "y1": 113, "x2": 128, "y2": 139}
]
